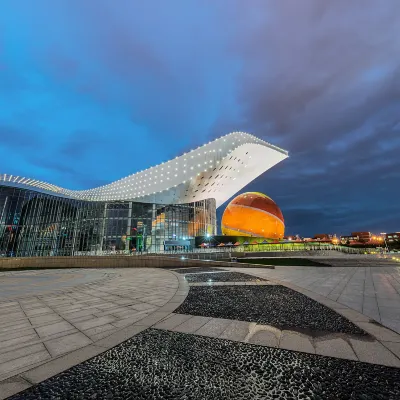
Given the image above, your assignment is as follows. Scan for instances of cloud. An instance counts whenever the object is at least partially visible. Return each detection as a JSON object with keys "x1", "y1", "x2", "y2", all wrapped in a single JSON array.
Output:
[
  {"x1": 0, "y1": 125, "x2": 41, "y2": 149},
  {"x1": 1, "y1": 0, "x2": 399, "y2": 235}
]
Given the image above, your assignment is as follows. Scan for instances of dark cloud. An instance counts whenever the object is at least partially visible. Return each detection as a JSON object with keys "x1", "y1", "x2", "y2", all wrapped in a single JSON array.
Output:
[
  {"x1": 211, "y1": 0, "x2": 400, "y2": 235},
  {"x1": 1, "y1": 0, "x2": 399, "y2": 235},
  {"x1": 0, "y1": 125, "x2": 41, "y2": 149},
  {"x1": 60, "y1": 130, "x2": 98, "y2": 158}
]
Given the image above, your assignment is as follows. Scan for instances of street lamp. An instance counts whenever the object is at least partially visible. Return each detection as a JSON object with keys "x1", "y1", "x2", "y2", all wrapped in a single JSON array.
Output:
[
  {"x1": 380, "y1": 233, "x2": 389, "y2": 253},
  {"x1": 205, "y1": 233, "x2": 212, "y2": 251}
]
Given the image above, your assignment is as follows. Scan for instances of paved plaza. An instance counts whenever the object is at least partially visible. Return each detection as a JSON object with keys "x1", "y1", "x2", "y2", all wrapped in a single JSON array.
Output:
[
  {"x1": 0, "y1": 259, "x2": 400, "y2": 399},
  {"x1": 0, "y1": 269, "x2": 181, "y2": 387},
  {"x1": 231, "y1": 262, "x2": 400, "y2": 333}
]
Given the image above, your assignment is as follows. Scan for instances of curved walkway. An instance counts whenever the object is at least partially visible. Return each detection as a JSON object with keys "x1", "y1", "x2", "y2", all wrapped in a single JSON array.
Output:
[
  {"x1": 160, "y1": 268, "x2": 400, "y2": 367},
  {"x1": 0, "y1": 269, "x2": 114, "y2": 300},
  {"x1": 230, "y1": 265, "x2": 400, "y2": 334},
  {"x1": 0, "y1": 268, "x2": 188, "y2": 398},
  {"x1": 4, "y1": 265, "x2": 400, "y2": 400},
  {"x1": 2, "y1": 264, "x2": 400, "y2": 399}
]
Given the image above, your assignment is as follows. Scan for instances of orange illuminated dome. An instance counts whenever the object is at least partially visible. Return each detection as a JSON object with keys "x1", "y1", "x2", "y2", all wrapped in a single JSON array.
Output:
[{"x1": 221, "y1": 192, "x2": 284, "y2": 239}]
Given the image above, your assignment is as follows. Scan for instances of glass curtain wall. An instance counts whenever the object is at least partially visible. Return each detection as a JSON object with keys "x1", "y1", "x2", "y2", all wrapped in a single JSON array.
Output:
[{"x1": 0, "y1": 185, "x2": 216, "y2": 256}]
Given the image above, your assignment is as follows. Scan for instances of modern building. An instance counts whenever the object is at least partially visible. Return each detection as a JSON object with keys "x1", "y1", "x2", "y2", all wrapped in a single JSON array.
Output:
[
  {"x1": 385, "y1": 232, "x2": 400, "y2": 244},
  {"x1": 351, "y1": 231, "x2": 372, "y2": 243},
  {"x1": 0, "y1": 132, "x2": 288, "y2": 256},
  {"x1": 382, "y1": 232, "x2": 399, "y2": 251}
]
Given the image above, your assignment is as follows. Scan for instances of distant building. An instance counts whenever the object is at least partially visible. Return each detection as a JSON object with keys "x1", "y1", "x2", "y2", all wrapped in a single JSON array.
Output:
[
  {"x1": 351, "y1": 232, "x2": 371, "y2": 243},
  {"x1": 313, "y1": 234, "x2": 334, "y2": 242},
  {"x1": 283, "y1": 235, "x2": 302, "y2": 241},
  {"x1": 340, "y1": 235, "x2": 359, "y2": 245},
  {"x1": 386, "y1": 232, "x2": 400, "y2": 244}
]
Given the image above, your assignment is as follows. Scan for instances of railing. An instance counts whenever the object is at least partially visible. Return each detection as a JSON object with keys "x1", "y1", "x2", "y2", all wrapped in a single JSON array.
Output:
[{"x1": 67, "y1": 244, "x2": 382, "y2": 257}]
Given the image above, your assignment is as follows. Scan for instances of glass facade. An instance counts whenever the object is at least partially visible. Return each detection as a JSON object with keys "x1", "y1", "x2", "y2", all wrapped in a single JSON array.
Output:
[{"x1": 0, "y1": 185, "x2": 216, "y2": 257}]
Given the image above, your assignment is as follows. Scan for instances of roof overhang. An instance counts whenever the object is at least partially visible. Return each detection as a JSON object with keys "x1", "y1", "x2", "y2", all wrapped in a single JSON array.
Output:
[{"x1": 0, "y1": 131, "x2": 288, "y2": 207}]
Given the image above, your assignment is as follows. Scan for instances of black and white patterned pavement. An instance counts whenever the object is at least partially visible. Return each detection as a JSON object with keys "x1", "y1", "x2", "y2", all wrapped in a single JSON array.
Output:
[
  {"x1": 6, "y1": 268, "x2": 400, "y2": 400},
  {"x1": 175, "y1": 285, "x2": 368, "y2": 335},
  {"x1": 184, "y1": 271, "x2": 268, "y2": 283},
  {"x1": 10, "y1": 329, "x2": 400, "y2": 400}
]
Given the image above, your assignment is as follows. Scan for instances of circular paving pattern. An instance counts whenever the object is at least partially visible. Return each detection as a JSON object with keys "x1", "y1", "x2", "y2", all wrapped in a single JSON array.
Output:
[{"x1": 0, "y1": 269, "x2": 116, "y2": 299}]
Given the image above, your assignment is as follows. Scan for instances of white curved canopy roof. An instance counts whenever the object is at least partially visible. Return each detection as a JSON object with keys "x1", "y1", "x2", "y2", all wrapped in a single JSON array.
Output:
[{"x1": 0, "y1": 132, "x2": 288, "y2": 208}]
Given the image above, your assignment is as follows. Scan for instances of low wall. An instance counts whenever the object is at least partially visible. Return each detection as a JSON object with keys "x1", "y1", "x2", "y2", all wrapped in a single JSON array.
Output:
[
  {"x1": 0, "y1": 256, "x2": 274, "y2": 271},
  {"x1": 164, "y1": 250, "x2": 349, "y2": 259},
  {"x1": 238, "y1": 250, "x2": 349, "y2": 257}
]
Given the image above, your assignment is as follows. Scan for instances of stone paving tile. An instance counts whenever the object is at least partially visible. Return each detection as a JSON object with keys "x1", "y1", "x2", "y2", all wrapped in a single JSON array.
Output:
[
  {"x1": 0, "y1": 268, "x2": 180, "y2": 385},
  {"x1": 0, "y1": 307, "x2": 21, "y2": 316},
  {"x1": 0, "y1": 301, "x2": 19, "y2": 309},
  {"x1": 137, "y1": 311, "x2": 171, "y2": 327},
  {"x1": 112, "y1": 309, "x2": 147, "y2": 319},
  {"x1": 279, "y1": 331, "x2": 315, "y2": 354},
  {"x1": 0, "y1": 376, "x2": 31, "y2": 400},
  {"x1": 0, "y1": 328, "x2": 37, "y2": 342},
  {"x1": 153, "y1": 313, "x2": 193, "y2": 330},
  {"x1": 113, "y1": 299, "x2": 138, "y2": 306},
  {"x1": 349, "y1": 338, "x2": 400, "y2": 367},
  {"x1": 86, "y1": 329, "x2": 119, "y2": 342},
  {"x1": 193, "y1": 317, "x2": 233, "y2": 338},
  {"x1": 82, "y1": 324, "x2": 116, "y2": 338},
  {"x1": 0, "y1": 334, "x2": 39, "y2": 354},
  {"x1": 315, "y1": 338, "x2": 357, "y2": 360},
  {"x1": 248, "y1": 329, "x2": 279, "y2": 347},
  {"x1": 382, "y1": 341, "x2": 400, "y2": 358},
  {"x1": 379, "y1": 306, "x2": 400, "y2": 321},
  {"x1": 0, "y1": 350, "x2": 50, "y2": 379},
  {"x1": 72, "y1": 315, "x2": 117, "y2": 331},
  {"x1": 0, "y1": 322, "x2": 32, "y2": 335},
  {"x1": 60, "y1": 308, "x2": 101, "y2": 319},
  {"x1": 356, "y1": 321, "x2": 400, "y2": 342},
  {"x1": 172, "y1": 316, "x2": 211, "y2": 334},
  {"x1": 362, "y1": 307, "x2": 380, "y2": 322},
  {"x1": 21, "y1": 301, "x2": 47, "y2": 308},
  {"x1": 170, "y1": 267, "x2": 228, "y2": 274},
  {"x1": 157, "y1": 302, "x2": 183, "y2": 313},
  {"x1": 111, "y1": 312, "x2": 151, "y2": 328},
  {"x1": 53, "y1": 306, "x2": 82, "y2": 314},
  {"x1": 146, "y1": 299, "x2": 168, "y2": 306},
  {"x1": 0, "y1": 312, "x2": 26, "y2": 323},
  {"x1": 92, "y1": 306, "x2": 129, "y2": 317},
  {"x1": 383, "y1": 319, "x2": 400, "y2": 335},
  {"x1": 23, "y1": 307, "x2": 53, "y2": 317},
  {"x1": 219, "y1": 321, "x2": 254, "y2": 342},
  {"x1": 337, "y1": 308, "x2": 371, "y2": 322},
  {"x1": 44, "y1": 332, "x2": 93, "y2": 358},
  {"x1": 28, "y1": 314, "x2": 62, "y2": 327},
  {"x1": 66, "y1": 314, "x2": 95, "y2": 323},
  {"x1": 0, "y1": 344, "x2": 46, "y2": 365},
  {"x1": 35, "y1": 321, "x2": 76, "y2": 339},
  {"x1": 130, "y1": 303, "x2": 158, "y2": 312}
]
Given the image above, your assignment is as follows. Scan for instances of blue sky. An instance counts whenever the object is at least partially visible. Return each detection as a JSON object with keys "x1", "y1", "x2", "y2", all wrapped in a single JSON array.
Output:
[{"x1": 1, "y1": 0, "x2": 399, "y2": 236}]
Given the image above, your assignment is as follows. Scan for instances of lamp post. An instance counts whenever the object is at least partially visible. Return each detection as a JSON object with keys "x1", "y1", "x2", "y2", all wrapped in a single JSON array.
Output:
[{"x1": 380, "y1": 233, "x2": 389, "y2": 253}]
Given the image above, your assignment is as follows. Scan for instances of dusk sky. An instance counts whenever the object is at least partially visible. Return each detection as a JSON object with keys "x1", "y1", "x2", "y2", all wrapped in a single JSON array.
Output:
[{"x1": 1, "y1": 1, "x2": 399, "y2": 236}]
